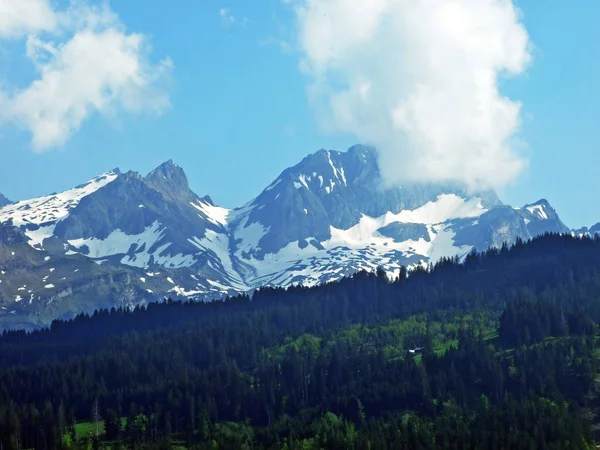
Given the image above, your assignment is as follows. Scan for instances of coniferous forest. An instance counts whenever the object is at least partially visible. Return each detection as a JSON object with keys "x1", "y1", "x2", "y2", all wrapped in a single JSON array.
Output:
[{"x1": 3, "y1": 234, "x2": 600, "y2": 449}]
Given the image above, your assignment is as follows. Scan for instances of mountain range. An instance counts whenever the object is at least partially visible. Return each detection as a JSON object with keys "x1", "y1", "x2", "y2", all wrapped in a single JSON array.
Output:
[{"x1": 0, "y1": 144, "x2": 591, "y2": 330}]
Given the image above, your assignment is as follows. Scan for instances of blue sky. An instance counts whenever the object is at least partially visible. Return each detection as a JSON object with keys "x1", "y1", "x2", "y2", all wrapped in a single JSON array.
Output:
[{"x1": 0, "y1": 0, "x2": 598, "y2": 228}]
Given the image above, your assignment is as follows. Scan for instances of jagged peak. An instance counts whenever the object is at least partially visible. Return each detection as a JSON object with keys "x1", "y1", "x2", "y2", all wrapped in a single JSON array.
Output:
[
  {"x1": 117, "y1": 170, "x2": 143, "y2": 181},
  {"x1": 144, "y1": 160, "x2": 197, "y2": 204},
  {"x1": 525, "y1": 198, "x2": 551, "y2": 207},
  {"x1": 302, "y1": 145, "x2": 374, "y2": 163},
  {"x1": 0, "y1": 193, "x2": 11, "y2": 208},
  {"x1": 289, "y1": 145, "x2": 375, "y2": 180},
  {"x1": 146, "y1": 159, "x2": 182, "y2": 177},
  {"x1": 146, "y1": 160, "x2": 186, "y2": 182},
  {"x1": 347, "y1": 143, "x2": 376, "y2": 157},
  {"x1": 201, "y1": 195, "x2": 214, "y2": 206},
  {"x1": 521, "y1": 199, "x2": 556, "y2": 219},
  {"x1": 519, "y1": 198, "x2": 570, "y2": 233},
  {"x1": 258, "y1": 144, "x2": 502, "y2": 209}
]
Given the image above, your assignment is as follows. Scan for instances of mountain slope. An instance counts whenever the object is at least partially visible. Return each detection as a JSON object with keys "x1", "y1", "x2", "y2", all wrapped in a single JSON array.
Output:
[
  {"x1": 0, "y1": 145, "x2": 575, "y2": 329},
  {"x1": 0, "y1": 170, "x2": 119, "y2": 250}
]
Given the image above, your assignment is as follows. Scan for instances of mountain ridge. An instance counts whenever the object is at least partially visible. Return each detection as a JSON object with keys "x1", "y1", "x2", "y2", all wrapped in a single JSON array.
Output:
[{"x1": 0, "y1": 144, "x2": 581, "y2": 329}]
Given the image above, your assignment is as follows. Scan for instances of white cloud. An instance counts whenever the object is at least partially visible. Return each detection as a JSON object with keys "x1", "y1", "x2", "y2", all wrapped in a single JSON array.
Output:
[
  {"x1": 0, "y1": 0, "x2": 56, "y2": 38},
  {"x1": 289, "y1": 0, "x2": 532, "y2": 189},
  {"x1": 0, "y1": 0, "x2": 173, "y2": 151}
]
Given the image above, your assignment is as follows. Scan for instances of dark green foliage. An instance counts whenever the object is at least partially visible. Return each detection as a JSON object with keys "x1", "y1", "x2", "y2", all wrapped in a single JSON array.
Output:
[
  {"x1": 499, "y1": 295, "x2": 595, "y2": 347},
  {"x1": 1, "y1": 233, "x2": 600, "y2": 448}
]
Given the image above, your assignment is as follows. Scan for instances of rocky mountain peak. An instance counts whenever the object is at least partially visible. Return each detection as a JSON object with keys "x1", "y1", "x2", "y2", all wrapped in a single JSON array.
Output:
[
  {"x1": 517, "y1": 198, "x2": 570, "y2": 237},
  {"x1": 144, "y1": 160, "x2": 196, "y2": 204},
  {"x1": 0, "y1": 193, "x2": 11, "y2": 208},
  {"x1": 522, "y1": 199, "x2": 560, "y2": 220},
  {"x1": 200, "y1": 195, "x2": 215, "y2": 206}
]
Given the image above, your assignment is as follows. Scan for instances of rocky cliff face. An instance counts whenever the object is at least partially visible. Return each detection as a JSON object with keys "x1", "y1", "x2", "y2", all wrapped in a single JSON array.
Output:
[
  {"x1": 0, "y1": 194, "x2": 10, "y2": 208},
  {"x1": 0, "y1": 145, "x2": 576, "y2": 329}
]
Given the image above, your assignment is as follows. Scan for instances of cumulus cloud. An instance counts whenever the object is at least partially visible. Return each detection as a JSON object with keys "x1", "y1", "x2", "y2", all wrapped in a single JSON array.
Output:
[
  {"x1": 0, "y1": 0, "x2": 172, "y2": 151},
  {"x1": 0, "y1": 0, "x2": 56, "y2": 38},
  {"x1": 289, "y1": 0, "x2": 532, "y2": 189}
]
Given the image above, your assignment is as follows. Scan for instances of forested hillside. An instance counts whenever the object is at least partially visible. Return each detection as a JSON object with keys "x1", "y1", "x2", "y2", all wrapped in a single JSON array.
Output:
[{"x1": 2, "y1": 234, "x2": 600, "y2": 449}]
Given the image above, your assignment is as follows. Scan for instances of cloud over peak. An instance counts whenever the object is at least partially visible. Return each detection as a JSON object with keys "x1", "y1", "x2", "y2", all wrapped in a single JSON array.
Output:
[
  {"x1": 289, "y1": 0, "x2": 532, "y2": 189},
  {"x1": 0, "y1": 0, "x2": 173, "y2": 151}
]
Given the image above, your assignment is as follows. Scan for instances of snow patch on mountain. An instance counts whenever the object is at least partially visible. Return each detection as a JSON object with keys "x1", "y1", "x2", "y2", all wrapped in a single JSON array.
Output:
[
  {"x1": 154, "y1": 252, "x2": 197, "y2": 269},
  {"x1": 191, "y1": 200, "x2": 230, "y2": 226},
  {"x1": 264, "y1": 178, "x2": 282, "y2": 192},
  {"x1": 396, "y1": 194, "x2": 486, "y2": 224},
  {"x1": 323, "y1": 194, "x2": 484, "y2": 256},
  {"x1": 67, "y1": 221, "x2": 163, "y2": 259},
  {"x1": 527, "y1": 204, "x2": 548, "y2": 220},
  {"x1": 26, "y1": 225, "x2": 56, "y2": 249},
  {"x1": 326, "y1": 151, "x2": 347, "y2": 186},
  {"x1": 427, "y1": 225, "x2": 473, "y2": 263},
  {"x1": 235, "y1": 194, "x2": 485, "y2": 288},
  {"x1": 64, "y1": 221, "x2": 199, "y2": 269},
  {"x1": 0, "y1": 172, "x2": 118, "y2": 227},
  {"x1": 0, "y1": 171, "x2": 119, "y2": 250},
  {"x1": 188, "y1": 230, "x2": 248, "y2": 290},
  {"x1": 234, "y1": 220, "x2": 270, "y2": 254}
]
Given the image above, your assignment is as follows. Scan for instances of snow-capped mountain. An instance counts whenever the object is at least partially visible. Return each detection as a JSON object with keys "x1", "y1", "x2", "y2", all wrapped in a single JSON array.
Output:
[
  {"x1": 0, "y1": 145, "x2": 575, "y2": 329},
  {"x1": 574, "y1": 222, "x2": 600, "y2": 238}
]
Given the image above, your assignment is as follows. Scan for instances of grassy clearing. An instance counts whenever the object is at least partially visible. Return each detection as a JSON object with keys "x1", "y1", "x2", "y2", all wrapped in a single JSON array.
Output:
[
  {"x1": 434, "y1": 339, "x2": 458, "y2": 355},
  {"x1": 75, "y1": 420, "x2": 105, "y2": 439}
]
